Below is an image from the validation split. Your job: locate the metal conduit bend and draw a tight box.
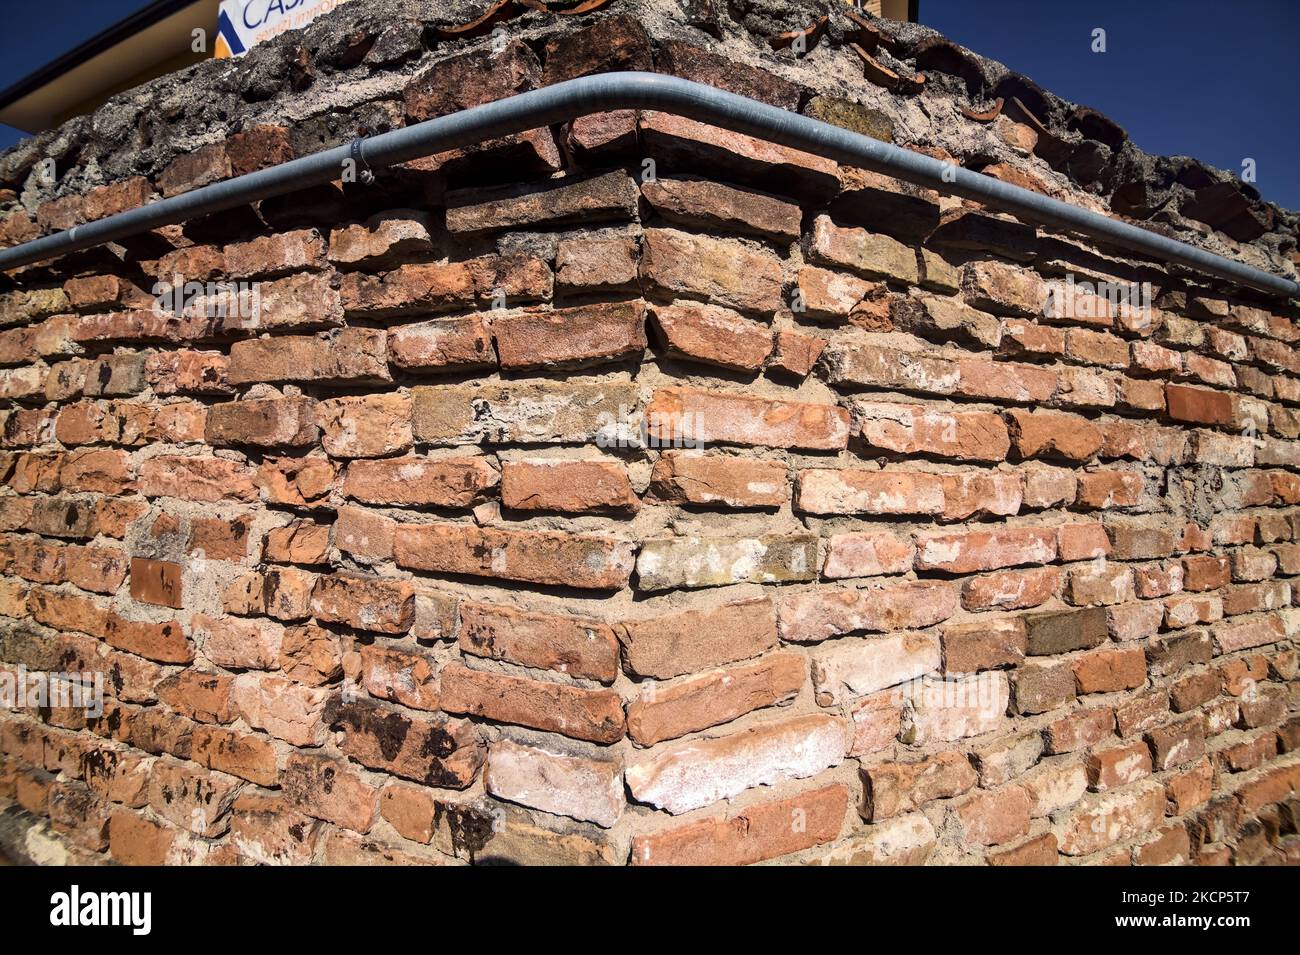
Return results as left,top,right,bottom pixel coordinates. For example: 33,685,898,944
1,71,1296,299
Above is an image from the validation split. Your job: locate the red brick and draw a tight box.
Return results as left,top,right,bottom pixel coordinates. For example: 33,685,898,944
439,664,625,744
108,810,176,865
336,700,483,788
357,644,439,712
555,236,638,291
1073,647,1147,694
640,228,783,314
630,784,847,866
1044,707,1115,754
388,314,493,372
651,301,772,371
1087,739,1153,791
393,523,634,590
822,530,915,579
458,601,620,684
914,526,1057,573
862,751,978,820
1147,715,1207,770
500,458,638,513
942,617,1027,673
1005,409,1103,461
228,328,389,386
950,786,1032,846
1166,384,1234,426
796,468,943,515
310,574,414,634
961,566,1059,611
988,832,1059,866
626,651,805,746
282,753,377,833
204,396,319,449
342,455,497,508
192,726,277,786
650,452,787,509
783,581,958,645
159,142,230,197
493,301,646,370
1055,780,1165,855
619,596,778,680
223,229,325,279
855,401,1010,462
646,387,850,452
770,329,827,378
104,613,191,664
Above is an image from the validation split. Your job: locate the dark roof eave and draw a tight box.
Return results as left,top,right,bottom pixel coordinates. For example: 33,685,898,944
0,0,202,112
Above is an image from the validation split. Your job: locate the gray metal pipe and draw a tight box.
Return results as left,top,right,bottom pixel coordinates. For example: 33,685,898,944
1,71,1296,299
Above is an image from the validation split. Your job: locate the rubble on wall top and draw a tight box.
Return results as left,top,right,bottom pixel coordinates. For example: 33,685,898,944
0,0,1293,285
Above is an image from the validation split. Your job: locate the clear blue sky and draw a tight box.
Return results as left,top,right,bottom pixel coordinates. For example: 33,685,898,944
921,0,1300,209
1,0,1297,210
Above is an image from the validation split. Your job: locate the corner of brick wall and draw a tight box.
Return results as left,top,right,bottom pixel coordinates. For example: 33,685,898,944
0,6,1298,867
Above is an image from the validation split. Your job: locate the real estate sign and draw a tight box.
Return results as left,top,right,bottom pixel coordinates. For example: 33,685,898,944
215,0,354,57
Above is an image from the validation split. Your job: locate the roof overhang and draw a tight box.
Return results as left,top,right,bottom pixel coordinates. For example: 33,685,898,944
0,0,219,134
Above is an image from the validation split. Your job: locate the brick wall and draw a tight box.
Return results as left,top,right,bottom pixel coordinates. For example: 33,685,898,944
0,3,1298,866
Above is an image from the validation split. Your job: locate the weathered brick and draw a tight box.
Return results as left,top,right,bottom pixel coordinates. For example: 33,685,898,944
232,674,327,747
1073,646,1147,694
1024,607,1109,655
205,395,319,448
493,301,646,370
950,785,1032,846
626,651,805,746
388,315,494,371
282,753,377,833
447,171,638,234
439,664,625,744
555,236,639,291
328,212,433,269
1055,780,1165,855
223,229,326,279
809,631,942,705
458,601,620,684
228,328,389,386
822,530,915,579
500,458,638,513
640,228,784,314
631,784,847,866
335,700,483,788
412,380,638,445
915,526,1057,574
344,454,498,507
315,392,412,459
626,713,847,814
651,300,772,371
643,176,801,241
310,574,414,634
1013,660,1077,715
394,523,634,590
636,534,816,591
1005,409,1103,461
1147,715,1207,770
795,468,943,516
862,751,977,820
618,595,778,680
807,216,919,284
854,401,1010,462
963,555,1061,606
650,452,787,509
943,617,1027,674
781,580,958,644
485,740,621,828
